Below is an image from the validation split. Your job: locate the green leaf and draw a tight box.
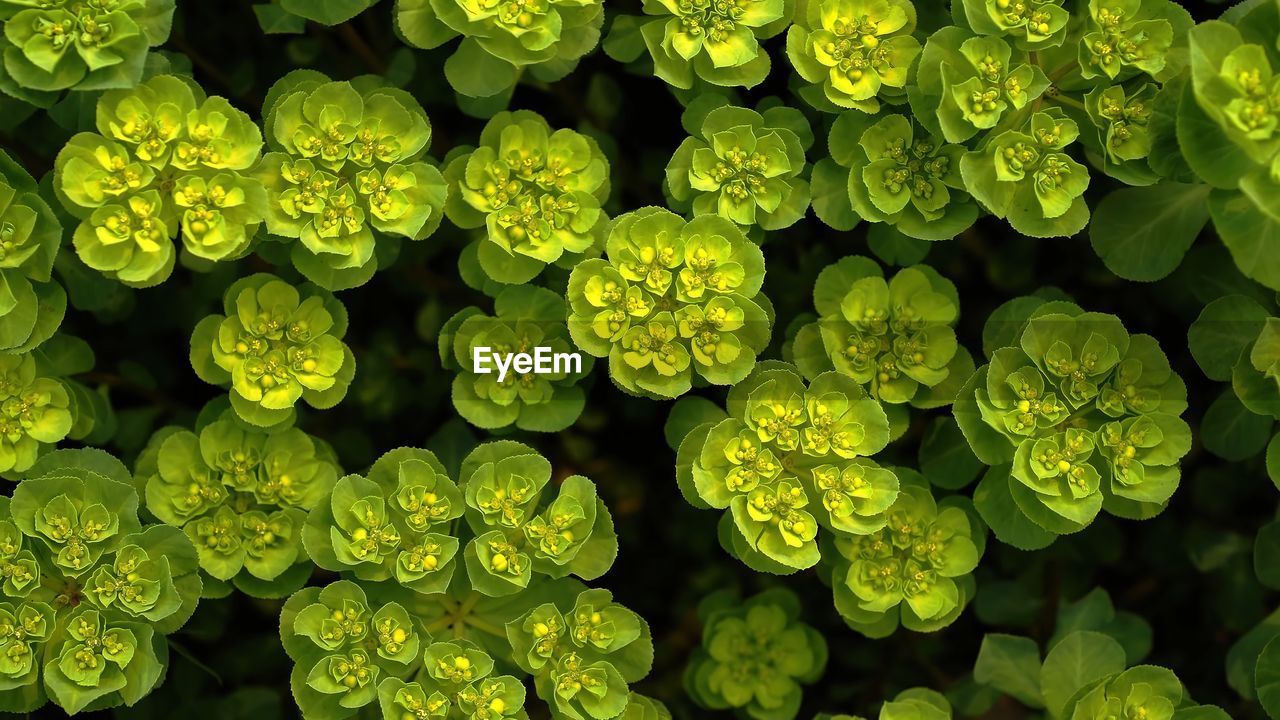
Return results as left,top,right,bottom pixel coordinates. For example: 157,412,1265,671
1089,183,1210,282
1039,631,1126,719
919,417,982,490
1189,295,1270,381
1259,636,1280,720
973,634,1044,708
1255,521,1280,591
1202,388,1273,461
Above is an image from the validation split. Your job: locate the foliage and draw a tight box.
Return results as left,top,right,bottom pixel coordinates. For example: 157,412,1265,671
0,2,1272,719
566,207,772,399
0,0,175,106
441,285,594,432
444,110,610,286
52,74,266,288
134,411,341,598
189,273,356,429
684,588,826,720
0,448,200,714
954,298,1191,548
254,71,447,290
666,103,812,231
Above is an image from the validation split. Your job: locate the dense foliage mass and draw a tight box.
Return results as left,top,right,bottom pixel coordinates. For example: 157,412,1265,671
0,0,1274,718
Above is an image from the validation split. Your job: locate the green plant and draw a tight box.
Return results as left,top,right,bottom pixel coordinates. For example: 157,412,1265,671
566,207,772,399
441,285,593,432
189,273,356,429
396,0,604,101
684,588,826,720
666,103,812,231
444,110,609,286
955,298,1191,549
0,448,200,714
674,362,895,573
0,0,175,105
52,74,266,288
253,71,447,290
789,256,972,436
134,412,341,598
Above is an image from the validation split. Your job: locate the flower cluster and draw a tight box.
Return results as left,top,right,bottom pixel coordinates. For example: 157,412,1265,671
507,587,655,720
0,449,201,714
954,300,1191,545
396,0,605,100
830,476,984,636
444,110,610,285
280,580,422,719
283,579,659,720
189,274,355,428
785,0,921,114
53,75,266,287
254,71,447,290
0,0,174,104
814,113,979,239
0,352,73,474
302,442,617,597
443,285,593,432
135,413,341,597
791,257,967,422
613,0,789,89
678,363,896,572
685,588,826,720
378,639,527,720
566,207,772,399
666,104,812,231
0,151,64,353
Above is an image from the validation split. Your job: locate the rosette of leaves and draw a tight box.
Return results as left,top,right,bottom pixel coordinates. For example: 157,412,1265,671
395,0,604,101
0,0,175,106
609,0,790,90
506,587,655,720
813,113,979,239
665,105,812,231
0,448,201,715
954,299,1191,549
958,109,1091,238
253,70,447,290
684,588,826,720
830,471,984,637
910,29,1049,145
279,580,422,719
189,273,356,429
790,257,973,435
441,285,594,433
186,271,355,427
675,362,897,574
785,0,921,114
457,441,618,597
443,110,609,286
135,412,341,598
52,74,267,287
301,447,466,596
0,150,65,354
566,207,772,399
1182,11,1280,291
